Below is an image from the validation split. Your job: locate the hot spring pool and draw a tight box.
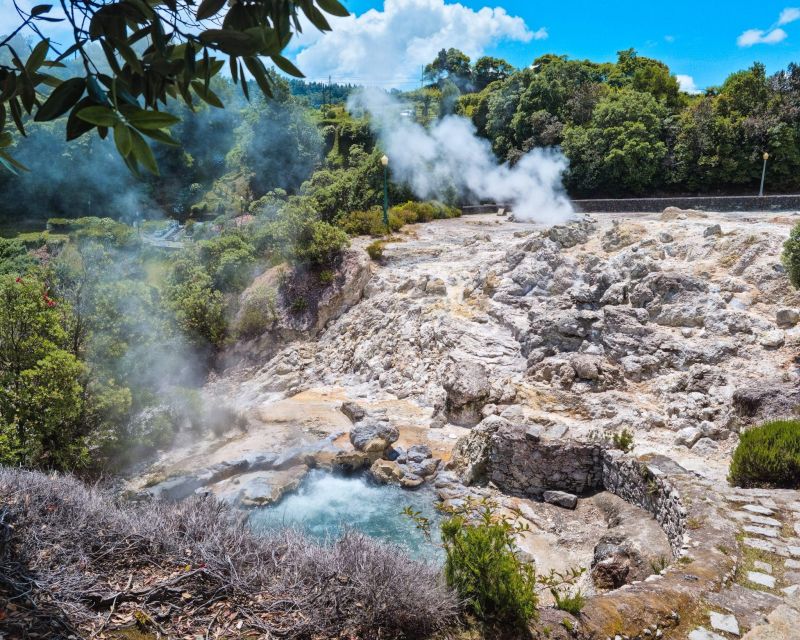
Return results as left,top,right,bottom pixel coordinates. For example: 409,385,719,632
249,470,443,560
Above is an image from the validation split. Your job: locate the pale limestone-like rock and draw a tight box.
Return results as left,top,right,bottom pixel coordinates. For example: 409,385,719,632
709,611,740,636
747,571,776,589
543,490,578,510
753,560,773,574
740,604,800,640
688,628,726,640
744,504,775,516
759,330,785,349
744,513,782,528
743,525,780,539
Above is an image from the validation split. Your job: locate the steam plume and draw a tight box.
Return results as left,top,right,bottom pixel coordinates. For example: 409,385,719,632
348,89,574,224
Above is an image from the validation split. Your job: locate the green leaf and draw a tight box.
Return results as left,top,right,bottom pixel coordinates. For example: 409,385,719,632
66,98,96,140
129,128,159,174
317,0,349,17
76,105,119,127
243,56,273,98
270,55,304,78
31,5,53,17
113,123,132,156
0,150,27,173
124,109,180,129
0,132,12,148
190,80,224,108
195,0,226,21
25,39,50,73
136,127,179,146
34,77,86,121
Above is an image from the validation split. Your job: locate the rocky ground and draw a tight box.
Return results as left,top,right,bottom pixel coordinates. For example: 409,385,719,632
129,208,800,637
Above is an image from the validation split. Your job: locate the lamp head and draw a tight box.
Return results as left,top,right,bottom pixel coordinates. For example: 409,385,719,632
381,154,389,167
763,152,770,161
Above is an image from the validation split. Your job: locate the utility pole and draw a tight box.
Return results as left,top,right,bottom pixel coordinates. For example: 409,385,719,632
759,152,769,197
327,74,331,107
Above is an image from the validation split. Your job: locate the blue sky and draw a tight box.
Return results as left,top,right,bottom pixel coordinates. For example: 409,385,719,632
3,0,799,92
290,0,800,92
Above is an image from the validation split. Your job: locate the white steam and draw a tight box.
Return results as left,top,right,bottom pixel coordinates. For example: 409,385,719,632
348,89,574,224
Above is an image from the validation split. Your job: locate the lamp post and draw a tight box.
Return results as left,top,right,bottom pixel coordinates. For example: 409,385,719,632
381,154,389,230
759,152,769,197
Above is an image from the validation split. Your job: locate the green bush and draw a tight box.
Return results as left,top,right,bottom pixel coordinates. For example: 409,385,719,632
338,207,403,236
782,221,800,289
235,286,278,340
440,502,538,627
366,240,385,261
729,419,800,488
612,428,634,453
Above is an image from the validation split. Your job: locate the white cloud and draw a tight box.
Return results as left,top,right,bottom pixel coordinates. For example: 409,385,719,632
778,7,800,25
737,27,787,46
676,74,701,94
293,0,540,87
737,7,799,46
664,34,675,43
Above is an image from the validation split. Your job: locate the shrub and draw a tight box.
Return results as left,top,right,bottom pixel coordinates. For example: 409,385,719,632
366,240,385,261
338,207,403,237
440,501,538,627
235,286,278,340
0,468,458,638
612,428,634,453
289,219,350,265
782,221,800,288
197,233,256,293
728,419,800,488
552,589,585,615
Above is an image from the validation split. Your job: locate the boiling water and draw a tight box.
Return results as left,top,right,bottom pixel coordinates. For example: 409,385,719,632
249,470,443,560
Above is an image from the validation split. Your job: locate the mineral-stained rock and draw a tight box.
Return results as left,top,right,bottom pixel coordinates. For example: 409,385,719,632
370,459,405,484
340,401,367,423
776,309,799,327
350,419,399,453
543,490,578,509
331,450,372,473
407,444,433,463
425,277,447,296
443,360,491,426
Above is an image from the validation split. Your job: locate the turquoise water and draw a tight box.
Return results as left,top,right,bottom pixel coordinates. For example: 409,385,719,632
249,470,443,561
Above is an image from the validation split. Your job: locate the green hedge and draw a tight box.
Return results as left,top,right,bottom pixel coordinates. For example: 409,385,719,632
729,419,800,488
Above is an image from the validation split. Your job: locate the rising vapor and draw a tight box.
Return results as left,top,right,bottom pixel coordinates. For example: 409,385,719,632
348,89,574,224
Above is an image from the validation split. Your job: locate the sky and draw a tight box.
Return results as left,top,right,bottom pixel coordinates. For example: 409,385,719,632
288,0,800,92
2,0,800,93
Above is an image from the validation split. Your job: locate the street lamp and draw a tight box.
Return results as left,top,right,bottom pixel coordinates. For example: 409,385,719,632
381,154,389,230
759,152,769,197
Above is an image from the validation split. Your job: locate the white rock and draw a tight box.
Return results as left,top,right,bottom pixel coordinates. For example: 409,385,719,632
744,504,775,515
743,525,780,539
747,571,776,588
709,611,740,636
759,330,785,349
753,560,773,574
688,628,726,640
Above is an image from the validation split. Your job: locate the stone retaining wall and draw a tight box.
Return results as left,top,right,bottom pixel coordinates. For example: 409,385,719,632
461,194,800,215
487,425,685,553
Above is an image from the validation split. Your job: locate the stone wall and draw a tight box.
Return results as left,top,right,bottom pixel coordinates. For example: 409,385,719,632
486,425,685,553
461,194,800,215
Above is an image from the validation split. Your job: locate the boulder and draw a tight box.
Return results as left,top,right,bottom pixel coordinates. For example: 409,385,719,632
349,419,399,453
704,224,722,237
543,490,578,509
675,427,702,448
759,330,785,349
448,415,510,484
733,383,800,421
331,450,372,473
692,437,719,455
425,278,447,296
340,401,367,423
370,459,405,484
406,444,433,463
444,360,491,427
776,309,799,327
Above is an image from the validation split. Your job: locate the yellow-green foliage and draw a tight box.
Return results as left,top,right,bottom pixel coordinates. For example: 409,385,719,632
782,221,800,289
729,419,800,488
236,286,278,339
366,240,385,261
338,201,461,237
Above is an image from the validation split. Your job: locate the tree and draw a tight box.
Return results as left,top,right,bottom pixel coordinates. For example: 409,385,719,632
424,48,472,91
562,89,668,194
0,0,349,174
472,56,514,91
0,275,88,469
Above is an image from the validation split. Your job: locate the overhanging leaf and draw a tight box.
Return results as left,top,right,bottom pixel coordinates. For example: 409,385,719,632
129,128,159,174
113,122,132,156
34,77,86,121
196,0,226,21
76,105,119,127
270,54,304,78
